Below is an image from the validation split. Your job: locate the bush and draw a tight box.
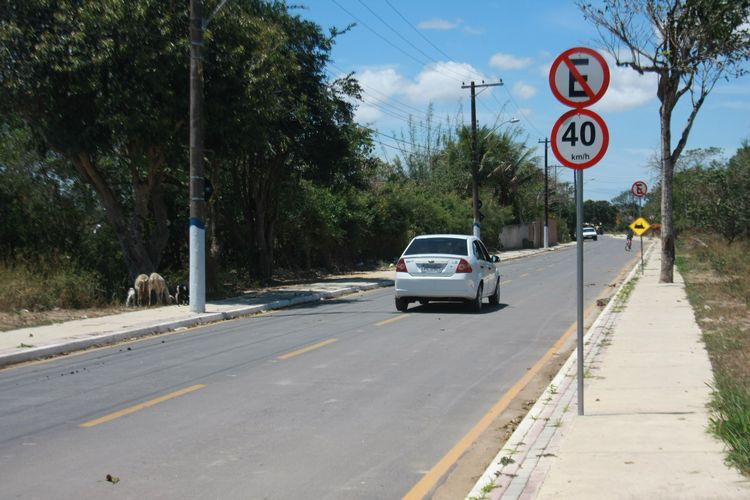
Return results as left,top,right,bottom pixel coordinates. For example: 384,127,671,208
0,257,106,311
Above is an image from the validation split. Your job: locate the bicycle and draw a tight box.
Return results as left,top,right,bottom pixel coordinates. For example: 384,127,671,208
625,237,632,251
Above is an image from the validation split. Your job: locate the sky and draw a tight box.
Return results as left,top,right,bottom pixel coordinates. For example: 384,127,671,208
301,0,750,201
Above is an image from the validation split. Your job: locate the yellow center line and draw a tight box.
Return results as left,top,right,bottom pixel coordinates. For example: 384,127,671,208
80,384,206,428
500,279,512,285
520,273,529,278
402,295,606,500
277,338,338,360
375,314,410,327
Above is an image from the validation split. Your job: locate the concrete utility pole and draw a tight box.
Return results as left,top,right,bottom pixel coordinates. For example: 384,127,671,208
462,80,503,239
538,138,549,248
189,0,206,313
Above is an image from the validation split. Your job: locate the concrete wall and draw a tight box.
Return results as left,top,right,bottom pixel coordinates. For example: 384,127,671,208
498,219,558,250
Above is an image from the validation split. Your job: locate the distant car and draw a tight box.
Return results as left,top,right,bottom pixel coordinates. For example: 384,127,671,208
394,234,500,312
582,226,598,241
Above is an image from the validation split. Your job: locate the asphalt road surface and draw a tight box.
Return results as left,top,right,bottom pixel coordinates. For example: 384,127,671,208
0,236,636,499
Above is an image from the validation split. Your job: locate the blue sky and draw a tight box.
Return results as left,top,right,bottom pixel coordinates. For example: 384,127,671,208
302,0,750,201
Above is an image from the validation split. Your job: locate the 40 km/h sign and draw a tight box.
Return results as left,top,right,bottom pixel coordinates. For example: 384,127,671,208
549,47,610,108
551,108,609,170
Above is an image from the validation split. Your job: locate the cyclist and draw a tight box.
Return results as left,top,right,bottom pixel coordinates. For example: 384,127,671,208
625,226,634,251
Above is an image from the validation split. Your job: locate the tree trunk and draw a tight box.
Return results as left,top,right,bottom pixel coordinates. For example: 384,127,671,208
73,151,170,282
659,80,676,283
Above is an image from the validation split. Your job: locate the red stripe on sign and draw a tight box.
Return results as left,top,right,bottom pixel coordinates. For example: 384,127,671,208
563,56,596,100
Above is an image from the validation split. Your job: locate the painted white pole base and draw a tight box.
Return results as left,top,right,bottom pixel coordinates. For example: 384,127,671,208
189,223,206,313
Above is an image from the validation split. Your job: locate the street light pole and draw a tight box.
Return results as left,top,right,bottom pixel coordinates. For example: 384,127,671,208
462,80,503,240
189,0,206,313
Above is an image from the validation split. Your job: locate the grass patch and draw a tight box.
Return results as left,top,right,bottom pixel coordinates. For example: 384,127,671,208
678,234,750,477
0,257,106,311
612,276,639,312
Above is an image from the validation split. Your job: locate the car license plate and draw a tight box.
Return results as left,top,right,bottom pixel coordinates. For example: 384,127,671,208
419,263,443,272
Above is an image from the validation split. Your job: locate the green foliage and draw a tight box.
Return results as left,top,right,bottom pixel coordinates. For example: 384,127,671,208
583,200,617,227
709,374,750,475
671,143,750,242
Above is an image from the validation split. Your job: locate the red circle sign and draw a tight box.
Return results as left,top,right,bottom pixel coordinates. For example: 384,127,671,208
631,181,648,197
551,108,609,170
549,47,610,108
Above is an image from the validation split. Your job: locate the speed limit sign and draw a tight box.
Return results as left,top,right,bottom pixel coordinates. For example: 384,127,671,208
551,108,609,170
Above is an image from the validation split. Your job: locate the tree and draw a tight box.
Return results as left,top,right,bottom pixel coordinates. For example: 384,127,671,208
203,0,365,280
0,1,189,279
579,0,750,282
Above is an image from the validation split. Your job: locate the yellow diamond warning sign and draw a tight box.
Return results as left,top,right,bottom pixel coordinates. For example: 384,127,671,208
629,217,651,236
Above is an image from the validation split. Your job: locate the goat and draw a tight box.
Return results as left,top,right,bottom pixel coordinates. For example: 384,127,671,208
125,287,136,307
175,284,189,305
134,274,149,307
148,272,169,306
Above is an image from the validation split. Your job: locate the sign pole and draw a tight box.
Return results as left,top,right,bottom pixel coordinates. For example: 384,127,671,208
639,197,644,274
576,169,584,416
550,47,611,417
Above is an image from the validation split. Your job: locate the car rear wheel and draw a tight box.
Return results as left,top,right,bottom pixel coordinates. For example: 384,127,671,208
395,297,409,312
469,283,483,312
489,279,500,305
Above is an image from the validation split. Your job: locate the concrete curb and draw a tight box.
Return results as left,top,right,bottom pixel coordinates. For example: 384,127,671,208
467,243,655,499
0,281,393,368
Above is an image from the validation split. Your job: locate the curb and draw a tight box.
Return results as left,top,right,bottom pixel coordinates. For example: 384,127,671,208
467,243,655,499
0,281,393,368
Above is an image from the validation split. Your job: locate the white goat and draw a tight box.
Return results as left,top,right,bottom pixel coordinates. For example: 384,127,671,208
125,287,136,307
134,274,149,307
148,272,169,306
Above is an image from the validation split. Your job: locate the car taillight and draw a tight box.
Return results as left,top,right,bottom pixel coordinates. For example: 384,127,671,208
456,258,472,273
396,258,407,272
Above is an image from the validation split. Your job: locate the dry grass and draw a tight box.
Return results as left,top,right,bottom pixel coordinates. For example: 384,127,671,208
677,235,750,475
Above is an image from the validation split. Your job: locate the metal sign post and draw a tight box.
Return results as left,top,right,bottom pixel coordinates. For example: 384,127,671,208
631,181,648,275
549,47,610,416
629,217,651,275
575,169,584,415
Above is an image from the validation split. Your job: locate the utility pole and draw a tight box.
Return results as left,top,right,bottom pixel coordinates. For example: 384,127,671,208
538,138,550,248
189,0,206,313
462,80,503,239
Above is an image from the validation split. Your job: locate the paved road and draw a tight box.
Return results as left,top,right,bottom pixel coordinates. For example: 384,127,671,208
0,236,635,499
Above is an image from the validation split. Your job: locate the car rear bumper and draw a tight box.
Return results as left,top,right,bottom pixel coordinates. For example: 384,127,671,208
395,273,477,300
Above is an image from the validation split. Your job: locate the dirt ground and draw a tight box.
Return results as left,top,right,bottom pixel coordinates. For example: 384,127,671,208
0,306,130,332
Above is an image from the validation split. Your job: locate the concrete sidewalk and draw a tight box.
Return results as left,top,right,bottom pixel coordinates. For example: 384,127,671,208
468,245,750,499
0,244,573,369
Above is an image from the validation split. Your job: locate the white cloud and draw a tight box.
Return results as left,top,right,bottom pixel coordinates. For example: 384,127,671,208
538,62,552,78
489,52,533,70
462,26,484,36
357,67,404,97
403,62,487,103
512,81,537,99
418,18,460,30
591,53,657,112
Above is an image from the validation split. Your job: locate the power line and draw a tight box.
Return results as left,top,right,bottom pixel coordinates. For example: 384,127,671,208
330,0,432,69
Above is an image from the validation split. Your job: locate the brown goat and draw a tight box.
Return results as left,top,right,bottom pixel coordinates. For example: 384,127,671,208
148,272,169,306
134,274,149,307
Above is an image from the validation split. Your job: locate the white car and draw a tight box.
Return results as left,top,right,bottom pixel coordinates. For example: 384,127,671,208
394,234,500,312
582,226,598,241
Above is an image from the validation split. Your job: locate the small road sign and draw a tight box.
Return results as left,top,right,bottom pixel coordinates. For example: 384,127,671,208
549,47,610,108
631,181,648,197
551,108,609,170
629,217,651,236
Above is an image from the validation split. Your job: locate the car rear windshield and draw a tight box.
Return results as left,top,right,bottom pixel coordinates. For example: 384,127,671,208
404,237,468,256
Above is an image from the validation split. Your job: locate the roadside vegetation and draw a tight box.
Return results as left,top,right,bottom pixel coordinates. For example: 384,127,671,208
677,236,750,476
1,1,586,318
